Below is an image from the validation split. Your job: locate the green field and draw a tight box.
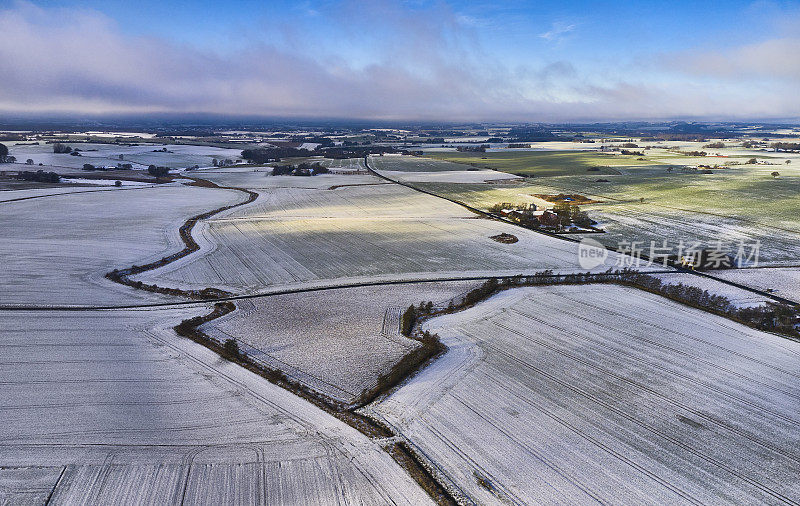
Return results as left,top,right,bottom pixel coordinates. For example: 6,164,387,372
426,150,660,177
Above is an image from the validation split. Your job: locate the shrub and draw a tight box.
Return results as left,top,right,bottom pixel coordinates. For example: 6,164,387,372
223,338,240,359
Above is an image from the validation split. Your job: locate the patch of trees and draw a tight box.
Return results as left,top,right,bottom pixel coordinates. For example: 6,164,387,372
553,202,594,228
506,127,558,142
771,142,800,152
52,143,72,154
486,137,503,143
456,145,489,152
212,158,236,167
223,339,241,360
669,149,707,157
704,142,725,148
15,170,60,183
507,143,530,148
400,301,435,335
147,165,170,178
291,135,334,148
322,145,398,159
241,147,310,163
0,143,11,163
621,142,639,148
272,162,329,176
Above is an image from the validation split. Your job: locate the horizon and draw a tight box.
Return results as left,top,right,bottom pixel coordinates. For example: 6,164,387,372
2,0,800,122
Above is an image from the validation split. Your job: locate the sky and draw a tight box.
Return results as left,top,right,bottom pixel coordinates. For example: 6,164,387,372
1,0,799,122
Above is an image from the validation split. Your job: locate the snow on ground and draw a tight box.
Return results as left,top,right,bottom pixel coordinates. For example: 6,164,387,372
0,186,121,202
713,267,800,302
134,174,639,295
60,177,156,186
0,184,242,306
321,157,369,173
583,204,800,267
365,284,800,504
204,281,479,404
379,169,521,184
7,143,243,170
192,165,378,189
0,308,432,505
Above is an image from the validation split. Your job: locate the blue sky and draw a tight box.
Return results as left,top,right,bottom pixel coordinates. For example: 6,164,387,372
2,0,799,120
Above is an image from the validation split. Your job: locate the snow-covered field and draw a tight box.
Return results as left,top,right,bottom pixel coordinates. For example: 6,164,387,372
0,186,130,202
713,267,800,302
6,142,243,170
379,169,520,184
191,165,378,190
366,284,800,504
59,177,156,186
134,174,632,295
0,308,431,504
0,184,242,306
321,157,369,173
204,281,478,404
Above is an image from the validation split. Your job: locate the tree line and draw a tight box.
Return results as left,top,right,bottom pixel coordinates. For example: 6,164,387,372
272,162,329,176
15,170,60,183
403,269,799,340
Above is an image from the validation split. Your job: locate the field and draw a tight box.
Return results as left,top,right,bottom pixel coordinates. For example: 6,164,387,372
379,151,800,266
425,150,652,176
4,132,797,503
713,267,800,302
133,172,629,295
366,284,800,504
0,308,431,504
370,155,482,172
6,142,244,170
204,281,478,404
0,183,242,306
192,164,378,189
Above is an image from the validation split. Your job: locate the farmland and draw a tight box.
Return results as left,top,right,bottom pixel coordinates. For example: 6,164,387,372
0,308,432,504
426,150,652,176
367,284,800,504
377,151,800,266
5,142,243,171
713,267,800,302
0,183,242,306
133,172,619,295
204,281,478,404
3,122,799,504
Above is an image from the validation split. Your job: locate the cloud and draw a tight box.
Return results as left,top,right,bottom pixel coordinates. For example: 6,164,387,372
538,21,576,42
0,1,798,121
667,37,800,80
